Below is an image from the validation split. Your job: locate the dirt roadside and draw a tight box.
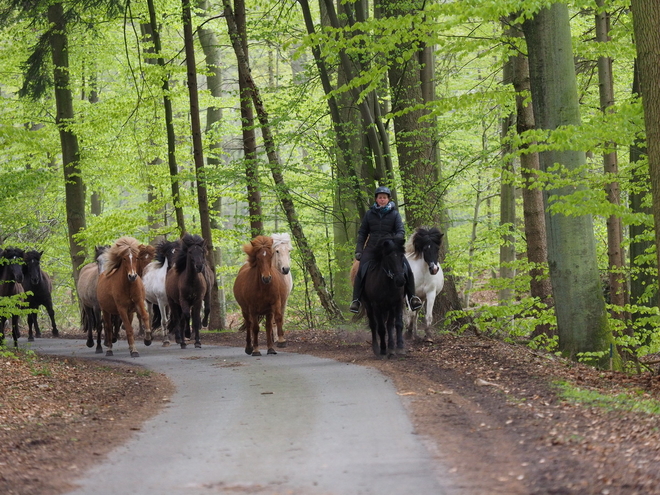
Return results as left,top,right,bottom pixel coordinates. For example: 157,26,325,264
2,327,660,495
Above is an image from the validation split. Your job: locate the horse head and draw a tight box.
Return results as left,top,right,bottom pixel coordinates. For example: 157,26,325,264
107,237,140,282
375,236,406,288
2,247,25,285
407,227,444,275
95,245,110,274
137,244,156,276
177,234,207,274
245,235,274,284
24,250,44,286
271,233,292,275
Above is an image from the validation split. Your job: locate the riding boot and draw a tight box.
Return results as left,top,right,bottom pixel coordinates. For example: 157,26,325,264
350,265,365,313
404,260,423,311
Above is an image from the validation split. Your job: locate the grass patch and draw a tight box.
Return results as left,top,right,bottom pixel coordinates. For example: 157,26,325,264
555,381,660,415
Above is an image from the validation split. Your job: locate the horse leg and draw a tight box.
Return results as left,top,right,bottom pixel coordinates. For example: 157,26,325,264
423,292,436,343
46,300,58,337
180,302,191,349
265,313,276,355
395,306,405,355
386,312,396,357
243,312,253,355
250,317,261,357
158,300,170,347
27,313,35,342
0,316,5,346
366,307,381,358
11,315,20,347
275,301,287,348
136,300,152,347
119,309,139,358
191,301,202,348
94,308,104,354
33,313,42,339
102,312,114,356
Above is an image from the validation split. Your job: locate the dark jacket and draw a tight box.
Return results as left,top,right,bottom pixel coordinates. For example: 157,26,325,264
355,201,405,256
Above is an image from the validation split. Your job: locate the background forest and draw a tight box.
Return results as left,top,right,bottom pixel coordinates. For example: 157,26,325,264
0,0,658,370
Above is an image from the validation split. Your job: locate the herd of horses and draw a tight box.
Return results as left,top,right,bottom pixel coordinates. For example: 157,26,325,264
0,227,444,360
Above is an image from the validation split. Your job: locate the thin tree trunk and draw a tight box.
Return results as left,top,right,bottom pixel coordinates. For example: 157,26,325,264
223,0,343,321
596,0,627,318
48,3,86,286
197,0,226,330
146,0,185,235
523,3,614,366
630,0,660,308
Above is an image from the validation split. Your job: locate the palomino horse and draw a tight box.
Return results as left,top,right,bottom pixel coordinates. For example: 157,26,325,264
404,227,445,342
0,247,25,347
96,237,152,357
78,245,111,353
361,235,407,358
271,233,293,347
165,234,207,349
22,250,58,341
233,235,286,356
143,239,179,346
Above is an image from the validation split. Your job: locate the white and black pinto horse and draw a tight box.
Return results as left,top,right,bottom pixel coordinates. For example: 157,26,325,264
404,227,444,341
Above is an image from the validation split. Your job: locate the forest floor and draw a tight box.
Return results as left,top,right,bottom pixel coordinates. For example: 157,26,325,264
2,322,660,495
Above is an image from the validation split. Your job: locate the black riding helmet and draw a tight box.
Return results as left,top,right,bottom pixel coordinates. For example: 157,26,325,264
374,186,392,198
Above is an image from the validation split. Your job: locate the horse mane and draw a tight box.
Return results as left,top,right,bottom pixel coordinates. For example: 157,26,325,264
271,233,292,249
138,243,155,259
243,235,273,266
105,237,140,274
373,235,405,263
405,227,443,258
174,234,206,272
2,247,25,262
23,250,42,263
154,240,178,268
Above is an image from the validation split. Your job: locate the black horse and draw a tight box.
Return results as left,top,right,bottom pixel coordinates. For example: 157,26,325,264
22,250,59,341
361,235,407,358
0,247,26,347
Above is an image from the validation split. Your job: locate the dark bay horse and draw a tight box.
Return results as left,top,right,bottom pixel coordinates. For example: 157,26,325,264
233,235,285,356
0,247,25,347
404,227,445,341
361,235,407,358
22,250,58,341
165,234,207,349
97,237,151,357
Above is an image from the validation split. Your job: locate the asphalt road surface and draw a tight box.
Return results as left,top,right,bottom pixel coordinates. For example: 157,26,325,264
28,338,461,495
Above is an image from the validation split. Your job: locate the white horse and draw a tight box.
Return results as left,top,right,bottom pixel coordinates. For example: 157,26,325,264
143,239,179,346
404,227,444,342
271,233,293,347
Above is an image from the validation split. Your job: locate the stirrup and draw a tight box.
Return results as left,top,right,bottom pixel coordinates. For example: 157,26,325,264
409,296,423,311
349,300,361,313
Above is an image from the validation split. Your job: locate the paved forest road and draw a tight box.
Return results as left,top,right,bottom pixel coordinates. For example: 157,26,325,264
28,339,461,495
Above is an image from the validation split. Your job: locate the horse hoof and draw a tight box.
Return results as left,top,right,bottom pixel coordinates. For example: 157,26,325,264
245,347,253,355
276,341,287,348
195,343,202,349
131,351,140,358
106,350,113,357
95,347,103,354
252,350,262,357
112,338,118,344
28,337,34,342
181,343,187,349
267,349,277,355
162,341,170,347
86,340,94,348
52,330,59,337
144,339,152,346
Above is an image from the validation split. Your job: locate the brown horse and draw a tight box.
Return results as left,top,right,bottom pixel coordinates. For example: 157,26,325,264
78,246,111,353
97,237,151,357
165,234,208,349
233,236,285,356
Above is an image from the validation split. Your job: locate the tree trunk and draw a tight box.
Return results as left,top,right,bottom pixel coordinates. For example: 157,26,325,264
509,22,554,338
523,3,615,366
146,0,185,235
630,0,660,308
197,0,226,330
223,0,344,321
48,3,86,286
596,0,627,318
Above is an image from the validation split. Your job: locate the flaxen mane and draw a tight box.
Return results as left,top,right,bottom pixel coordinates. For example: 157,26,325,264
105,236,140,275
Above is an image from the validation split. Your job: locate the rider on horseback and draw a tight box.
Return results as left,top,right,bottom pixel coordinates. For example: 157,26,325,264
349,186,423,313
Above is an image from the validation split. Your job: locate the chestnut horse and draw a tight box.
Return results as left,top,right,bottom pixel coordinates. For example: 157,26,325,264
97,237,151,357
0,247,25,347
22,250,58,341
233,235,285,356
166,234,207,349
